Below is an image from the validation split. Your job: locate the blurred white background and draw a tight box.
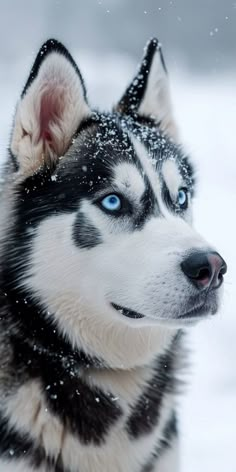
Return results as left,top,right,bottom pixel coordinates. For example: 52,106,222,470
0,1,235,470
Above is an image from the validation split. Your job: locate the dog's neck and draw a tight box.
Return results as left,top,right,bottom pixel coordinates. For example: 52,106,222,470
1,288,105,373
1,283,178,376
0,285,182,455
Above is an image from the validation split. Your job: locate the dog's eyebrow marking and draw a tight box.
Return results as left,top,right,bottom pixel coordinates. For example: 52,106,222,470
130,136,163,204
162,160,182,197
113,162,146,202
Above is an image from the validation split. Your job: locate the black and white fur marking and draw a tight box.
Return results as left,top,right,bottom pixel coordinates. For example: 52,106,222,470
0,38,226,472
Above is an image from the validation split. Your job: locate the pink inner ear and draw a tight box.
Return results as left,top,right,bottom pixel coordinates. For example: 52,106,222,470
39,87,65,147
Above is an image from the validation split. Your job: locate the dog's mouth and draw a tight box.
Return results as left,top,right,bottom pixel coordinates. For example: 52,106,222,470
111,296,218,323
111,303,145,319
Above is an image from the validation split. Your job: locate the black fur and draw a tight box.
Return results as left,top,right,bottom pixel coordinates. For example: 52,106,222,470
157,411,178,453
73,211,102,249
12,339,122,445
135,178,157,226
141,412,178,472
126,335,181,439
22,38,87,101
0,281,124,446
0,412,67,471
116,38,164,116
4,306,122,446
0,412,35,460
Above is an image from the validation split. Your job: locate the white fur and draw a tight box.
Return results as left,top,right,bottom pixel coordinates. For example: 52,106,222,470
113,162,146,202
0,460,44,472
131,137,163,202
162,160,182,198
20,212,175,367
153,439,180,471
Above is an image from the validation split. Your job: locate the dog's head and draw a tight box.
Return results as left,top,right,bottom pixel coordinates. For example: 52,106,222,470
4,39,226,368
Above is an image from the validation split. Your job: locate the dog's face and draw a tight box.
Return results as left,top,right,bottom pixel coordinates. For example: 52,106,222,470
5,39,226,367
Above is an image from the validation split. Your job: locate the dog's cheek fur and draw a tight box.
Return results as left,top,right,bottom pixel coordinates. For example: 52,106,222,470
13,205,209,371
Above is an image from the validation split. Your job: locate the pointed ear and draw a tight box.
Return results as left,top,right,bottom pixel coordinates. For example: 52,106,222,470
116,38,178,141
11,39,91,175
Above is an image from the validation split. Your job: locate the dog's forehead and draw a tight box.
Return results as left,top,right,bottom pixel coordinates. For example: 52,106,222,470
63,113,194,198
56,113,193,206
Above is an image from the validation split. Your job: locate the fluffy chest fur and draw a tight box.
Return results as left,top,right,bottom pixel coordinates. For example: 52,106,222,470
0,329,180,472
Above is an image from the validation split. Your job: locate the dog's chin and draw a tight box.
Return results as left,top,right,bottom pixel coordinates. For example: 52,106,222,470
111,295,220,328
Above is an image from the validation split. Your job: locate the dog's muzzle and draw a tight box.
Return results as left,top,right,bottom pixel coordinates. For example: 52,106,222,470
111,251,227,324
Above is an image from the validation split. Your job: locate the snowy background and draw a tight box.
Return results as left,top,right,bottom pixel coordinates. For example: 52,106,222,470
0,1,235,471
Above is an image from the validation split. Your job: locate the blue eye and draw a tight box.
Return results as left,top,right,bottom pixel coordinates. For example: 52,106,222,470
101,194,121,212
177,188,188,208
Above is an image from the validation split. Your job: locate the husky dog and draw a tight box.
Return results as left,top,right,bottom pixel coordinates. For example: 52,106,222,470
0,38,226,472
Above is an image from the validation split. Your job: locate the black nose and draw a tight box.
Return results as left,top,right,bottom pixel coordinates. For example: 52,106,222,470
181,251,227,290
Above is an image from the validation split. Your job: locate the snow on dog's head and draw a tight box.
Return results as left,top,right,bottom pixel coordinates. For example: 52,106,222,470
5,39,227,368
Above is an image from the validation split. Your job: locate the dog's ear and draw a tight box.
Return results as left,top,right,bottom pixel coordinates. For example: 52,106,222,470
116,38,178,141
11,39,91,175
